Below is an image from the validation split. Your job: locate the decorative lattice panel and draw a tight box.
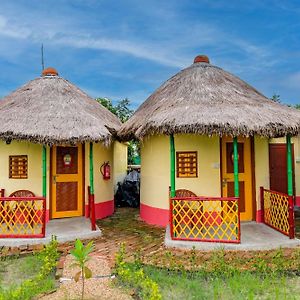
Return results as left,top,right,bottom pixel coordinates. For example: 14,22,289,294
170,197,240,243
0,198,46,238
263,190,292,237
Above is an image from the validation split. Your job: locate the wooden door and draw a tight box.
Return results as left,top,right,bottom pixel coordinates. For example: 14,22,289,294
269,144,294,194
51,145,83,218
221,137,253,221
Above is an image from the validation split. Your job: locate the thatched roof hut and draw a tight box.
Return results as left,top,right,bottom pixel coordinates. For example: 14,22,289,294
119,55,300,140
0,68,121,145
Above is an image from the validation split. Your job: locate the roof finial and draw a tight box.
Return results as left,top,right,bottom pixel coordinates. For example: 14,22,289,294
42,67,58,77
194,55,210,64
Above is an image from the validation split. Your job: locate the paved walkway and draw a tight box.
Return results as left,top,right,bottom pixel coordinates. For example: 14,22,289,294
165,222,300,250
0,217,101,247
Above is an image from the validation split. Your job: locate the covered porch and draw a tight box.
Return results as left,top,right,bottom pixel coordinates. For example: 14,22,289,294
168,134,298,246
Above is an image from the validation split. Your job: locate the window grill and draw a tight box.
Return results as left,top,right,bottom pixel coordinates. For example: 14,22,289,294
176,151,197,178
9,155,28,179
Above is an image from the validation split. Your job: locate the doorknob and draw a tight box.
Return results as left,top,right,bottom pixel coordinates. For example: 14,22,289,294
222,177,229,187
53,175,59,184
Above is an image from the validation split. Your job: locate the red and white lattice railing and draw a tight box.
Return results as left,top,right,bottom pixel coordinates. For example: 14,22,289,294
170,196,241,243
260,187,295,239
0,197,46,238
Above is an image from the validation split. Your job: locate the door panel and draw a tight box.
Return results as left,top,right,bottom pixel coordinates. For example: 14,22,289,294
51,145,83,218
269,144,294,194
222,137,253,221
227,181,245,213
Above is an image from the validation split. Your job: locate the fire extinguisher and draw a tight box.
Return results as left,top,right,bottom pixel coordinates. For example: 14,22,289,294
100,161,111,180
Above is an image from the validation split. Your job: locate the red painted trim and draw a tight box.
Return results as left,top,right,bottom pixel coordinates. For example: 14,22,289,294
171,236,241,244
45,209,50,223
289,196,295,239
85,200,114,220
256,209,263,223
90,194,96,231
295,196,300,207
0,234,45,238
140,203,169,226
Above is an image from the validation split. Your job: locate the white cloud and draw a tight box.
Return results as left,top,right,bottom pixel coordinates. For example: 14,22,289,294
0,15,31,39
283,72,300,90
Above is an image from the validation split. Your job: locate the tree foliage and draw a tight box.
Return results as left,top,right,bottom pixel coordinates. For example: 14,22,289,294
270,94,281,103
95,97,140,164
96,97,133,123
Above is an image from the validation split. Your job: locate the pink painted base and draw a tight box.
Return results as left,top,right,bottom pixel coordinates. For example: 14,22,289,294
256,209,263,223
85,200,114,220
140,203,169,226
45,210,50,223
47,200,114,222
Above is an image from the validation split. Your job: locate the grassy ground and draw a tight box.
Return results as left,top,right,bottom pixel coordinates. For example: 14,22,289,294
96,208,300,270
144,266,300,300
103,208,300,299
0,241,58,300
0,254,55,299
0,255,43,290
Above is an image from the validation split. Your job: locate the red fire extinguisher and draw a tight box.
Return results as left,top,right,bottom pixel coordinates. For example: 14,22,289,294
100,162,111,180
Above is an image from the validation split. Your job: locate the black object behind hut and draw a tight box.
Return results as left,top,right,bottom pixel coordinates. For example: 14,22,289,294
115,170,140,208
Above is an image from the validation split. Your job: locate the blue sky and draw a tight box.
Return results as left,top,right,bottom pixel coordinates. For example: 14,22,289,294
0,0,300,108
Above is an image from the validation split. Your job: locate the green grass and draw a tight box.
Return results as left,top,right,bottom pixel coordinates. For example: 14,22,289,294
143,266,300,300
0,255,43,290
0,240,58,300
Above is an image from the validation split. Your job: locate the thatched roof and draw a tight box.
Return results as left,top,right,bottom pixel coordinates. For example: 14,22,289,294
0,69,121,145
119,56,300,140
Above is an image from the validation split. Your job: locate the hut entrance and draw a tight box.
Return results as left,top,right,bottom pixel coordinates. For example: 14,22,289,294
269,143,295,194
51,145,84,219
221,137,254,221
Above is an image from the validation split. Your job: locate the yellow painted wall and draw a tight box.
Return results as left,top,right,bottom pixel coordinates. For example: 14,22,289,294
270,136,300,195
84,142,114,204
254,136,270,210
0,141,51,207
140,134,221,210
113,141,128,190
0,140,115,212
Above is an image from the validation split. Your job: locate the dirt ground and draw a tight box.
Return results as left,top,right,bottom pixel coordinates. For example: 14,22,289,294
39,254,132,300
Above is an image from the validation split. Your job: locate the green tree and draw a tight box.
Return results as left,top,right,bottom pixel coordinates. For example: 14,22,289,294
294,104,300,109
96,97,140,164
96,97,133,123
270,94,281,103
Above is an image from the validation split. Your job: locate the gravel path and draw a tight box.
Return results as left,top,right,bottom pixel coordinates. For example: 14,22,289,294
39,254,132,300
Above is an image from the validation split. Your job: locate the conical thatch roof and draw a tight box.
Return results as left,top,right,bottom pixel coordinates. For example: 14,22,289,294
0,69,121,145
119,56,300,140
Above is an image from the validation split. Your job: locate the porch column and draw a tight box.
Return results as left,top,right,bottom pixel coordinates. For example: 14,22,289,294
170,134,176,197
89,142,96,230
89,142,94,195
42,145,47,197
286,135,293,196
233,137,239,197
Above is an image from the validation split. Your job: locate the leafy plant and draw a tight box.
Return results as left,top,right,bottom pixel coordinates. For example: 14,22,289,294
115,244,162,300
70,239,94,300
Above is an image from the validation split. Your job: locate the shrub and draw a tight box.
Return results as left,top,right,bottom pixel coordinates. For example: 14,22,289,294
115,243,162,300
